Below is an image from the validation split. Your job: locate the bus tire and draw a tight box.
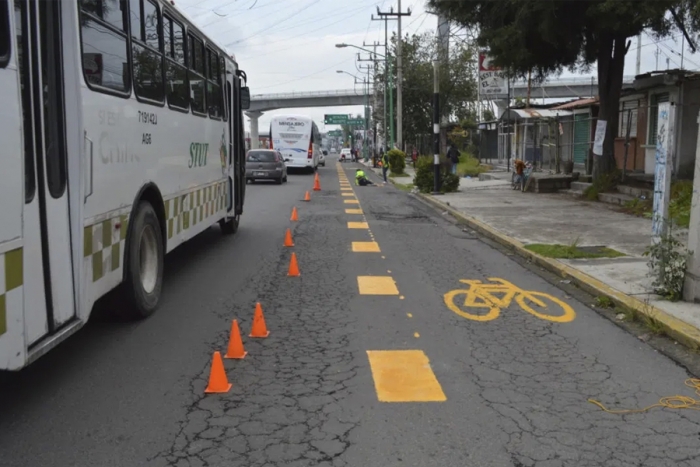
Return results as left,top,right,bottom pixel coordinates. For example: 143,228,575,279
122,201,164,320
220,215,239,235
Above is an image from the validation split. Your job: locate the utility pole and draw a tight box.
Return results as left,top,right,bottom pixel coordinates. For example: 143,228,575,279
376,4,410,151
371,13,396,151
364,41,382,165
358,57,374,162
432,59,441,195
636,33,642,75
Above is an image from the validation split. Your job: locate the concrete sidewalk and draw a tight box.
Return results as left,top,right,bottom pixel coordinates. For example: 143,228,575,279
409,174,700,350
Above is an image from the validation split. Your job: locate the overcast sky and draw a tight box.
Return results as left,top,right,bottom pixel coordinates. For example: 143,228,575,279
176,0,700,133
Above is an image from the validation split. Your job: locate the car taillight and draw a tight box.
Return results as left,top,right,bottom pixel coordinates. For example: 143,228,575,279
269,139,273,149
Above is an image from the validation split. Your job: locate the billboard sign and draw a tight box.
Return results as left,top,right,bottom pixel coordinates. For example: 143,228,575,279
479,53,508,99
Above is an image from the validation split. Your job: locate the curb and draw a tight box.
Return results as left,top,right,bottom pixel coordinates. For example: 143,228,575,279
417,193,700,351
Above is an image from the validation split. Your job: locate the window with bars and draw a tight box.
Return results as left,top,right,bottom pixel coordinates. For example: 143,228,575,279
618,100,638,138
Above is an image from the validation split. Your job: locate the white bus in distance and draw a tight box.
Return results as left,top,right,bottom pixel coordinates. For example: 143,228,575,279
0,0,251,370
269,115,321,173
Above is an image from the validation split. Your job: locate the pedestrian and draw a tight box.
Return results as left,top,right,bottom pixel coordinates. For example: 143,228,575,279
381,149,390,183
447,143,460,175
355,168,374,186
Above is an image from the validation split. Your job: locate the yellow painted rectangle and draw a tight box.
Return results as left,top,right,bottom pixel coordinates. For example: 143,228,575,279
345,209,363,214
342,193,355,197
352,241,381,252
341,187,353,191
366,350,446,402
357,276,399,295
347,222,368,229
344,199,359,204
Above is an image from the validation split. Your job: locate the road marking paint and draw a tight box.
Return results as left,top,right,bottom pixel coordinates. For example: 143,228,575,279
348,221,369,229
414,332,420,338
352,241,381,252
345,209,363,214
444,278,576,323
344,199,360,204
381,255,386,259
407,313,413,318
342,193,355,197
357,276,399,295
341,187,353,191
400,295,405,300
387,270,391,273
366,350,446,402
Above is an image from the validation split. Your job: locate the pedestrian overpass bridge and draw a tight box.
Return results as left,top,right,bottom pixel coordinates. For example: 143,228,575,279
246,76,635,148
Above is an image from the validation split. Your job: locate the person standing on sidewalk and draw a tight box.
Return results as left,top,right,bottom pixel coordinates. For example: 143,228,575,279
447,144,460,175
381,150,390,184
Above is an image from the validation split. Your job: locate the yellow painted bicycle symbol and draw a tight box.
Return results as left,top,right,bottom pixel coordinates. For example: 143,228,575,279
444,278,576,323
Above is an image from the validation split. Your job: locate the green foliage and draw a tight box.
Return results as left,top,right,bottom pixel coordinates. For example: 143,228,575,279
583,170,620,200
428,0,698,180
373,32,478,140
387,149,406,175
482,108,496,122
413,156,460,193
669,180,692,228
644,232,688,301
456,153,488,177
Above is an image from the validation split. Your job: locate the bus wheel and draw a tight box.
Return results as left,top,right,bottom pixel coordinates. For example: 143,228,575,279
220,215,239,235
122,201,164,319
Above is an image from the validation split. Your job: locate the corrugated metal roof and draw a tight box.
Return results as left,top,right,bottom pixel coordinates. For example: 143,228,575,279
501,108,573,120
551,97,599,110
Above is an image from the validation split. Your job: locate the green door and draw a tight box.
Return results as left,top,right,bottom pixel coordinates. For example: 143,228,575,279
573,114,589,164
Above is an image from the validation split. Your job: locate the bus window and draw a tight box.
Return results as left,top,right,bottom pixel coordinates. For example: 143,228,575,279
163,13,187,110
79,0,131,94
206,47,221,119
220,56,228,121
131,0,163,103
0,0,9,68
188,33,206,115
15,0,35,201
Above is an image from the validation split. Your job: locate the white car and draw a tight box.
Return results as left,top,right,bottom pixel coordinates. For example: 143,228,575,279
319,150,327,167
339,148,352,162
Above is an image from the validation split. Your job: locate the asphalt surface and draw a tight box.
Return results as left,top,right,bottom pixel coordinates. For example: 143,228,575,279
1,156,699,467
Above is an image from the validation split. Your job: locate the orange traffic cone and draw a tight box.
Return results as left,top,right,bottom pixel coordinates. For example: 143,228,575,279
283,228,294,247
290,206,299,221
225,320,247,359
313,173,321,191
249,302,270,338
288,252,300,277
303,191,311,202
204,351,232,393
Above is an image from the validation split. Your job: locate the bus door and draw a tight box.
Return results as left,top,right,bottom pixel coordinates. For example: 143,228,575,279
17,0,76,346
231,71,246,216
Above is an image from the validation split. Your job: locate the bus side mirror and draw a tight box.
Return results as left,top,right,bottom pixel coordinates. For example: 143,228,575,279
240,87,251,110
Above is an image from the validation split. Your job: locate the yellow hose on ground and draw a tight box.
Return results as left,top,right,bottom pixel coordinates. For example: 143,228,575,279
588,379,700,414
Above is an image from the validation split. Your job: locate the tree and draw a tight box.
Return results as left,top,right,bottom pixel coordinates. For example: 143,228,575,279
428,0,699,179
372,31,478,148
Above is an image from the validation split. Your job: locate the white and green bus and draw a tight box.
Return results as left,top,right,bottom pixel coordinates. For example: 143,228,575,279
0,0,251,370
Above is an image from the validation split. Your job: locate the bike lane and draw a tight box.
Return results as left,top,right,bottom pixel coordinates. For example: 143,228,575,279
342,170,700,467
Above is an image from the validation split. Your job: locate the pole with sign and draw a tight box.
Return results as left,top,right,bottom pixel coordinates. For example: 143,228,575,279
324,114,349,125
651,102,675,247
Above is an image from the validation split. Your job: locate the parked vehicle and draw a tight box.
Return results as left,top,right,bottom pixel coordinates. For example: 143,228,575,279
319,150,327,166
339,148,352,162
246,150,288,184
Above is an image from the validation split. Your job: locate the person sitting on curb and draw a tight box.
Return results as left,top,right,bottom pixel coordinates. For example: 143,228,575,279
355,168,374,186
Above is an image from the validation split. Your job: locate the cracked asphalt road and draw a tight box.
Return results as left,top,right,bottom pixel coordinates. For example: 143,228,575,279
1,157,699,467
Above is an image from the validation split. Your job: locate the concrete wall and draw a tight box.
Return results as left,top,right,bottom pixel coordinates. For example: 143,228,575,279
677,80,700,179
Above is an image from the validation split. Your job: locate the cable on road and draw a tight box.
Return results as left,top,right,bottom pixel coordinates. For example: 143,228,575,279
588,378,700,414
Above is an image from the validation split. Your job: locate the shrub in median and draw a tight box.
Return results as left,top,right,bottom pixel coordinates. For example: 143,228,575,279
387,149,406,175
413,155,460,193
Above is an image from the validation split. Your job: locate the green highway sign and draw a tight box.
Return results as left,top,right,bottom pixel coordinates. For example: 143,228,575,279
324,114,348,125
347,118,365,126
327,130,342,136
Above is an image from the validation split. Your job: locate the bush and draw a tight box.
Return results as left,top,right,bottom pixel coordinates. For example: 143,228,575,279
413,155,460,193
456,152,488,177
669,180,692,228
387,149,406,174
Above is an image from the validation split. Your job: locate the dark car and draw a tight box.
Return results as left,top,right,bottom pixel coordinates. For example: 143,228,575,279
246,149,288,184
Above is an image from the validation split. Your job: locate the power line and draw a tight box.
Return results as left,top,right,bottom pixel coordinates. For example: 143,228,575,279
220,0,322,44
252,56,355,91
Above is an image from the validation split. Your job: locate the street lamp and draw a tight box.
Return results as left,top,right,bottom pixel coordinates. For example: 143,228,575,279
336,70,367,159
336,43,390,151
